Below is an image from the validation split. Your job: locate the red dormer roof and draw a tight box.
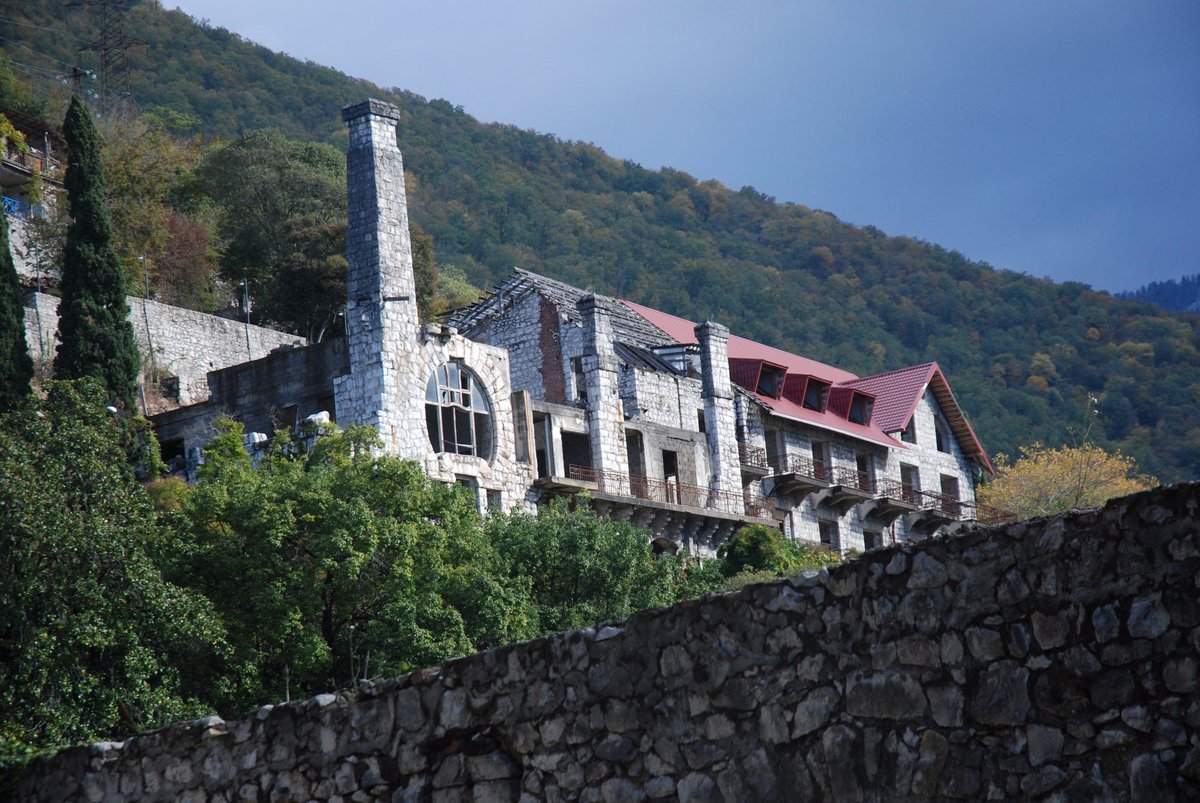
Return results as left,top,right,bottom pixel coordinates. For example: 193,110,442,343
842,362,993,474
622,300,896,448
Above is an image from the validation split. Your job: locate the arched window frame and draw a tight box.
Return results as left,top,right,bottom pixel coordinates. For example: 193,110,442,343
425,361,493,459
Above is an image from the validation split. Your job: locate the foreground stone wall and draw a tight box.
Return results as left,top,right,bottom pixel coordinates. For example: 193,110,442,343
24,292,305,405
17,483,1200,802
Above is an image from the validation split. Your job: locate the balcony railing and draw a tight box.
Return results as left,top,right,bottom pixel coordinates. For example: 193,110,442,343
768,453,828,482
829,466,873,493
738,442,767,469
567,465,775,518
2,195,36,219
874,478,920,505
3,143,63,178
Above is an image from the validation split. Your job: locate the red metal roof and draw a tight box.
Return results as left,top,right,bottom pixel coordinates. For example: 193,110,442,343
622,300,992,470
843,362,993,474
622,301,896,449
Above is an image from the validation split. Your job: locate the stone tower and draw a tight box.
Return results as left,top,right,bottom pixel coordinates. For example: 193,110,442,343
333,99,417,450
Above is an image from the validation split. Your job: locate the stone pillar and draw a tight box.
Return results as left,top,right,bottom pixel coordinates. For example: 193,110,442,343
696,321,742,513
334,99,417,450
578,294,629,495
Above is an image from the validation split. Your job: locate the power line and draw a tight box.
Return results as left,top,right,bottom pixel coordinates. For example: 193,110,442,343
64,0,144,115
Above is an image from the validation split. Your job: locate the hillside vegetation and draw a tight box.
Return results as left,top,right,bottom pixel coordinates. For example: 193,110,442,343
2,0,1198,481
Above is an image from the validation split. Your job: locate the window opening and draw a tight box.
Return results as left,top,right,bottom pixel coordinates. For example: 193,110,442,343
425,362,493,458
848,394,873,425
486,489,503,512
811,441,828,481
561,431,591,475
803,379,830,412
900,417,917,444
756,364,786,398
571,356,587,403
855,453,873,491
900,463,920,503
863,530,881,551
935,419,951,453
818,520,838,549
663,449,680,504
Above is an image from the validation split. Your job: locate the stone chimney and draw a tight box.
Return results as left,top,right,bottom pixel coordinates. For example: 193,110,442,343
696,321,742,513
578,294,629,493
333,99,415,447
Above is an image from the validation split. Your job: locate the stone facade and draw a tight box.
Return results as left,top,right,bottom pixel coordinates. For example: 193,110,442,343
17,482,1200,802
24,292,304,405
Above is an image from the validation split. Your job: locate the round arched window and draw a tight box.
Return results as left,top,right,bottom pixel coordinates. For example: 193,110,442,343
425,362,493,459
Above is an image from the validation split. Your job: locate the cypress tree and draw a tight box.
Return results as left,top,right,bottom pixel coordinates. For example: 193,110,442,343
54,96,140,410
0,208,34,411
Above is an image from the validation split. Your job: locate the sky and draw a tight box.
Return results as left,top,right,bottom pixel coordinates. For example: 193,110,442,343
169,1,1200,293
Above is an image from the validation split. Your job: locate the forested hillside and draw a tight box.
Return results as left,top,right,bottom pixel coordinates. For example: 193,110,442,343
1119,274,1200,314
2,0,1198,482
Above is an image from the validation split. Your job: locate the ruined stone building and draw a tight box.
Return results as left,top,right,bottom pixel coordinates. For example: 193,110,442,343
146,98,997,556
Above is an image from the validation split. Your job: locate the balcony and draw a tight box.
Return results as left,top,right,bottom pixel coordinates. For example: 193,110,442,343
818,466,876,514
763,453,829,500
544,465,778,552
738,442,769,477
858,478,920,525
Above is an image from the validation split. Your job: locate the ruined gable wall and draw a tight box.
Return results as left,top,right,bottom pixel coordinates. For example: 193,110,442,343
24,292,304,404
18,483,1200,802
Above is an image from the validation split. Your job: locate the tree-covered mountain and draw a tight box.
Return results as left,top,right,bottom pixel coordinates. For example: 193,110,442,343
1118,274,1200,314
2,0,1198,482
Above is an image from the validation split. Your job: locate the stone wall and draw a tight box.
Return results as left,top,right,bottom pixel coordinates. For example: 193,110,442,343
24,292,305,405
16,483,1200,802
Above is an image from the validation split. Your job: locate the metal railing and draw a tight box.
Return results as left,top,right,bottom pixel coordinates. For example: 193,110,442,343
3,143,63,177
829,466,873,493
568,465,775,517
767,453,828,481
874,478,920,505
2,195,35,219
738,442,767,468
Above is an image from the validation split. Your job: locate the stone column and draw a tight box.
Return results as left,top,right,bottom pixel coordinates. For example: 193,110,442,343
334,99,418,451
578,294,629,495
696,321,742,514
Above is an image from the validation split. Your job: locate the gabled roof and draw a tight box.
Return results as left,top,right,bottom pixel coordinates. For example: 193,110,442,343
448,268,671,347
842,362,993,473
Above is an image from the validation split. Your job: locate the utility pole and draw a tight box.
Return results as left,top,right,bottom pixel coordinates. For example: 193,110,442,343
68,0,144,115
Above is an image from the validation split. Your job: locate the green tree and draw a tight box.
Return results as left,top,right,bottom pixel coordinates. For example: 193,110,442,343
0,380,221,765
717,523,841,580
54,96,140,410
165,420,527,712
485,497,678,635
0,208,33,411
189,130,347,335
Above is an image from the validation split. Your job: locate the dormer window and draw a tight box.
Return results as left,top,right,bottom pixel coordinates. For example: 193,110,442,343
848,393,874,425
803,379,830,411
756,363,786,398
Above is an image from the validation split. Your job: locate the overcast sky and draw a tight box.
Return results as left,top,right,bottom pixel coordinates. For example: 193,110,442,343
170,1,1199,293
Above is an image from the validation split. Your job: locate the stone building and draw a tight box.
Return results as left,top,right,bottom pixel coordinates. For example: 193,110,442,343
153,98,998,556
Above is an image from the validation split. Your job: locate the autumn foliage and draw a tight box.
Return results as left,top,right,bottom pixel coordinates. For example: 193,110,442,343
977,443,1157,520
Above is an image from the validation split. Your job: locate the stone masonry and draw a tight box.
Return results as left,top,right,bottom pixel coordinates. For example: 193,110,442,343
24,292,304,405
17,482,1200,801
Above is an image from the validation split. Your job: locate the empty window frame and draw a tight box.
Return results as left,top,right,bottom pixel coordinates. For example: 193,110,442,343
818,519,839,549
425,362,493,458
756,364,786,398
935,418,951,453
863,530,882,551
900,417,917,444
803,379,830,412
848,393,874,425
900,463,920,503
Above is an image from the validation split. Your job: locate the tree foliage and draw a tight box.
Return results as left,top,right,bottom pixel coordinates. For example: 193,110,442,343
976,443,1157,520
0,380,220,764
0,208,33,411
54,96,140,410
718,523,841,579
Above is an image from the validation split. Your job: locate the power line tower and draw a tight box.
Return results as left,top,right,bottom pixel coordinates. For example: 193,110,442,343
68,0,143,115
